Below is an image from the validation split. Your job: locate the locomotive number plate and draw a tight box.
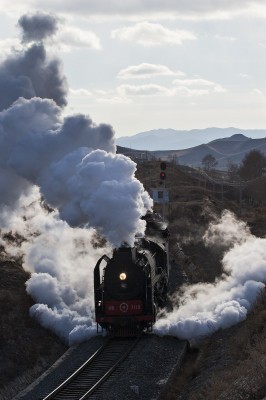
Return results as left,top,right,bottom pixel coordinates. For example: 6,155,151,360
105,300,143,315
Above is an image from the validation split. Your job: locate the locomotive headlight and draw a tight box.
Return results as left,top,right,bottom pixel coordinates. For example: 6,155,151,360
119,272,127,281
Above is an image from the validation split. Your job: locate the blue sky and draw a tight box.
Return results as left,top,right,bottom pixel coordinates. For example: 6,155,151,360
0,0,266,137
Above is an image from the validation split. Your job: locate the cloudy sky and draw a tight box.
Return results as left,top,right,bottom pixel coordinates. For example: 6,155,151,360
0,1,266,137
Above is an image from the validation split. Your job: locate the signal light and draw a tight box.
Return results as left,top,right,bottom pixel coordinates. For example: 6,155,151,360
160,171,166,180
160,161,167,180
160,162,166,171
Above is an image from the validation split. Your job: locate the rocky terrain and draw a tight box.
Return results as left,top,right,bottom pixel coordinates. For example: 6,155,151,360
0,160,266,399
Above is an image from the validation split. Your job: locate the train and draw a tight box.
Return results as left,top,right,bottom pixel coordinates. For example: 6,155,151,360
94,212,169,336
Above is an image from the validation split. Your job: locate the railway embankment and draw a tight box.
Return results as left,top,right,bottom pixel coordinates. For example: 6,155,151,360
14,335,187,400
1,161,266,399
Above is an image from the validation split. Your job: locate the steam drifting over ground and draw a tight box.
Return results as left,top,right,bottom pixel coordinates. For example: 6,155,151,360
2,12,264,346
24,214,111,345
155,210,266,341
0,13,152,344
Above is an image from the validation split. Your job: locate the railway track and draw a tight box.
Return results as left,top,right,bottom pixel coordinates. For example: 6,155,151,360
42,335,142,400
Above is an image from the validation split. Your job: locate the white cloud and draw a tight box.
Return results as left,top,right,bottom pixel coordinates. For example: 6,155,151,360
111,22,197,47
252,88,264,95
117,63,184,79
3,0,266,21
91,89,131,103
175,87,210,97
97,95,131,104
115,77,226,98
239,73,250,79
215,34,236,41
117,83,174,96
259,42,266,48
69,88,92,97
173,78,227,94
213,85,227,93
55,26,101,51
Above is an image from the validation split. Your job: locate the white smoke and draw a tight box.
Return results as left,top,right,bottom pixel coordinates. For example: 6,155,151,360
0,13,152,345
0,96,151,246
155,210,266,341
23,215,112,345
18,12,59,43
0,13,152,247
0,190,112,345
203,210,250,247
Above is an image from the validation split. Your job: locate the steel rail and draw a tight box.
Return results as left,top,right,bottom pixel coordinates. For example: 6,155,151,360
42,339,110,400
80,334,142,399
43,335,142,400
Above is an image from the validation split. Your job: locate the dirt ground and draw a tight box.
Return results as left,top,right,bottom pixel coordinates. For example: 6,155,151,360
0,161,265,400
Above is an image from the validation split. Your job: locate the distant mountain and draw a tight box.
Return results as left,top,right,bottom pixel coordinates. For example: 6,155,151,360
117,133,266,170
154,134,266,169
116,128,266,151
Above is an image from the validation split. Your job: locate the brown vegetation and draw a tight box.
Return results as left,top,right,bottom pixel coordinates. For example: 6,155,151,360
137,160,266,400
239,149,266,180
164,291,266,400
0,242,66,399
0,160,265,399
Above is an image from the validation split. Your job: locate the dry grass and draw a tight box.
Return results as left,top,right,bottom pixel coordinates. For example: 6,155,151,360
136,161,266,400
0,253,66,398
163,291,266,400
1,161,266,399
0,359,50,400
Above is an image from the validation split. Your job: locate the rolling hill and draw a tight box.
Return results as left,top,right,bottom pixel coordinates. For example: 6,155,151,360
116,127,266,151
118,133,266,170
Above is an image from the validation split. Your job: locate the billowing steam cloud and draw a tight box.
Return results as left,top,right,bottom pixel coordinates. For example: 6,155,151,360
18,12,59,43
0,13,152,247
155,210,266,341
24,214,111,345
0,96,151,245
0,13,152,344
0,43,67,110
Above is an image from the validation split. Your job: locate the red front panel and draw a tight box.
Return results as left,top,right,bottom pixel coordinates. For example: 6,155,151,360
105,300,143,315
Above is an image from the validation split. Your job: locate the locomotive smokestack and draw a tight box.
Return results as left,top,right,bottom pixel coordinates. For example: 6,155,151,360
114,247,137,263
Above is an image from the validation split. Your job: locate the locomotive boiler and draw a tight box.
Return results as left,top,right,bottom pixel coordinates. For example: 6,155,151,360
94,213,169,335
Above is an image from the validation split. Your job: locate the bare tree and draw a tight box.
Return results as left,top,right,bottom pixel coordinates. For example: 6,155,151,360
239,149,266,180
227,160,239,180
201,154,217,171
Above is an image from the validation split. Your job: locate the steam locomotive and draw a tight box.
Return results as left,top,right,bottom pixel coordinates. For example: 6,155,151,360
94,213,169,335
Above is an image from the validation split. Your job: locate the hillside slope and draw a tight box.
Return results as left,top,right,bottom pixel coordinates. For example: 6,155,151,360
117,134,266,169
0,162,266,399
116,127,266,151
151,135,266,169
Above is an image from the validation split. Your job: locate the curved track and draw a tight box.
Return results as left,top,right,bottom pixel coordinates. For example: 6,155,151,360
43,336,141,400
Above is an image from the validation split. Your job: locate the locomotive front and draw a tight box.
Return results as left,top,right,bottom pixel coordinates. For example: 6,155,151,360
94,246,155,335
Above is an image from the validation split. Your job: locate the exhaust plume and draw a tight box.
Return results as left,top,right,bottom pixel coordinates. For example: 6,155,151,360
0,12,67,111
0,12,152,247
155,210,266,341
18,12,59,43
0,13,152,344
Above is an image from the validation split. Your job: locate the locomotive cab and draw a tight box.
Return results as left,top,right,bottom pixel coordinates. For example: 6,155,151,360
94,246,155,335
104,247,145,300
94,213,169,336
